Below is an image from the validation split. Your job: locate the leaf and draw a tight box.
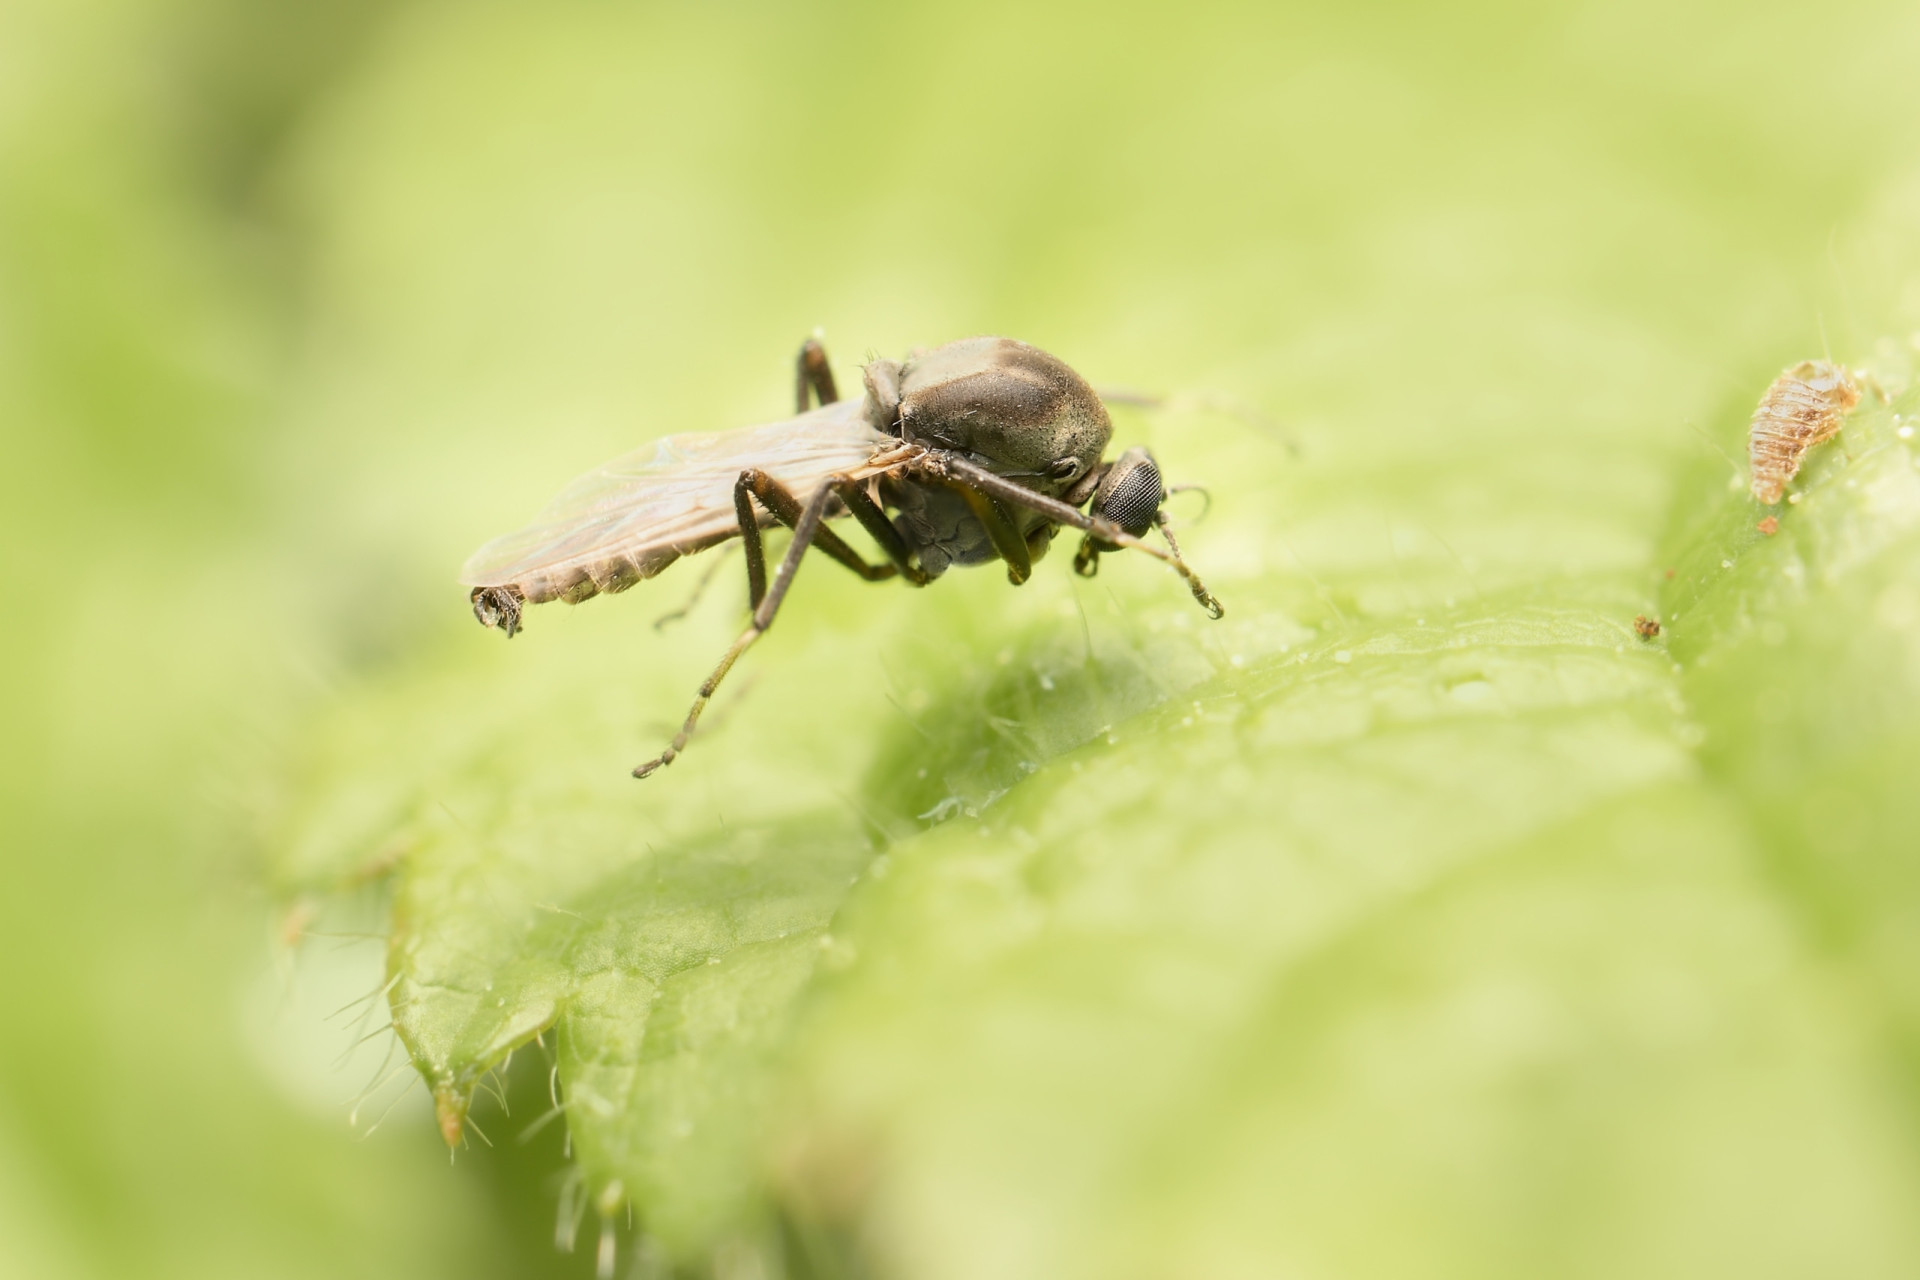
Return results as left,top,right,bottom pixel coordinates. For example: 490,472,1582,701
266,5,1920,1276
1665,363,1920,1077
278,348,1920,1277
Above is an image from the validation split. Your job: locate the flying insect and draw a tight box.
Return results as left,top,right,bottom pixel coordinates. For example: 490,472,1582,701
462,336,1223,778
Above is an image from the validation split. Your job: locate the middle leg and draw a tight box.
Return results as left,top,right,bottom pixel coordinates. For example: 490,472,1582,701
733,469,901,609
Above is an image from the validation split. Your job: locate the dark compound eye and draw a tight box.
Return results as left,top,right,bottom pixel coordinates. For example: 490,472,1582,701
1093,453,1163,537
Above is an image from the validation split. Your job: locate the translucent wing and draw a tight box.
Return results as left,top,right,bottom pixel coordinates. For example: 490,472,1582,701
461,397,898,606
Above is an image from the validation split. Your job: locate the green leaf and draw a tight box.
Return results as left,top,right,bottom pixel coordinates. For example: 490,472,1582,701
280,358,1920,1276
264,4,1920,1276
1667,364,1920,1078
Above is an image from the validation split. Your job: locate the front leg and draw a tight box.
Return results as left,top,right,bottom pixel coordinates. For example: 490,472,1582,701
920,452,1224,618
948,483,1034,585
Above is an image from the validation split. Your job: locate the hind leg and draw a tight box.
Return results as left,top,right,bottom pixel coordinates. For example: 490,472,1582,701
635,479,840,778
795,335,839,412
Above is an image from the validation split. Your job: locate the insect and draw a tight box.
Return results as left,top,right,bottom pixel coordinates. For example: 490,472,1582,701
462,336,1223,778
1747,360,1861,505
1633,614,1660,640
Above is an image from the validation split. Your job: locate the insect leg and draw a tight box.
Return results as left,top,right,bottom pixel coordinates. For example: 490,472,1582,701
651,544,736,631
1154,510,1187,561
794,336,839,413
942,482,1033,584
923,453,1224,618
827,477,930,585
634,479,839,779
1071,457,1112,577
1073,538,1102,578
735,471,900,608
735,475,771,608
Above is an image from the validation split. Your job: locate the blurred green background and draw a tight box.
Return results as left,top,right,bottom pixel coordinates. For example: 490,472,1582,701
7,0,1920,1277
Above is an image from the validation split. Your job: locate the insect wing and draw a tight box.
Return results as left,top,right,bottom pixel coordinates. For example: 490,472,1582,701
461,397,891,604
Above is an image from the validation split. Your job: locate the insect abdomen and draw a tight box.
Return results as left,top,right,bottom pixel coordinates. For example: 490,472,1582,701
1748,360,1860,505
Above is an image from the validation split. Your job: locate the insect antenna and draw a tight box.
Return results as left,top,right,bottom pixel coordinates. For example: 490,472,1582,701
1684,418,1744,484
1098,386,1300,457
1161,483,1212,529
